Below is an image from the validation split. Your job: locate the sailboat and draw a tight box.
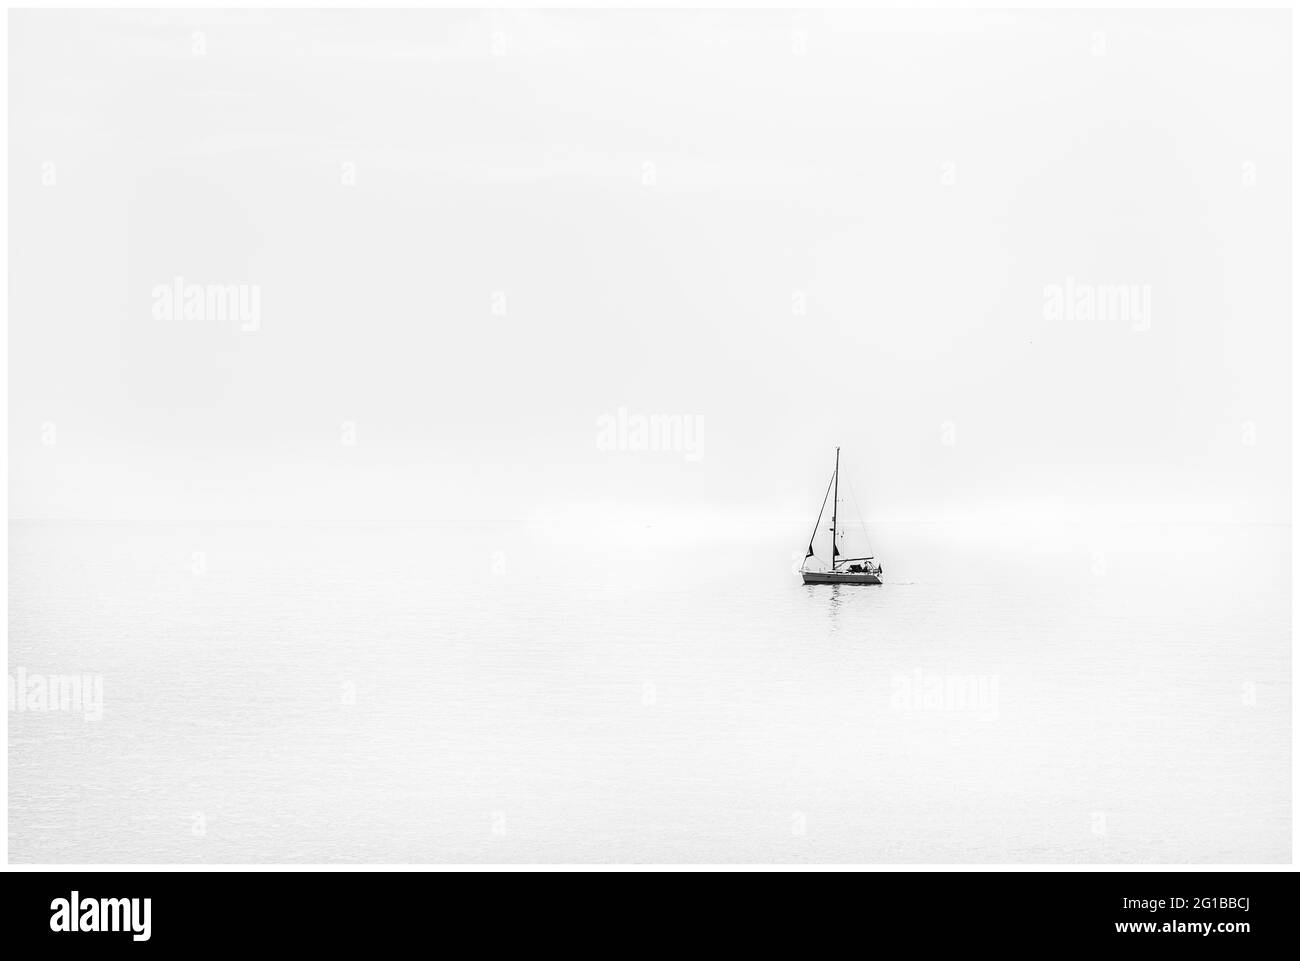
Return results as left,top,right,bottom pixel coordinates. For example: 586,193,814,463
799,447,884,585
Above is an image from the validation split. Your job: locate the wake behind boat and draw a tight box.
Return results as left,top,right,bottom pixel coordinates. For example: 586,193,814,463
799,447,883,585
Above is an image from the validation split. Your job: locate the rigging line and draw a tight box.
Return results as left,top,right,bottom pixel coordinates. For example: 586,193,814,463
802,468,836,569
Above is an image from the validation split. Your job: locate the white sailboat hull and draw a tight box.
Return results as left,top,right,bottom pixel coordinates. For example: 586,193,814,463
802,571,882,585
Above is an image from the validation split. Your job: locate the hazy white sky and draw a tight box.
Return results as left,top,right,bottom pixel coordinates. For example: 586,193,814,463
9,9,1290,526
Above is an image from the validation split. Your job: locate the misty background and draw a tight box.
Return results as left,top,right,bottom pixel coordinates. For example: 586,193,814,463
9,9,1290,532
8,7,1292,867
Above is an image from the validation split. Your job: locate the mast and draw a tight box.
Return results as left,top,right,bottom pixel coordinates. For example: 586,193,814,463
830,446,839,571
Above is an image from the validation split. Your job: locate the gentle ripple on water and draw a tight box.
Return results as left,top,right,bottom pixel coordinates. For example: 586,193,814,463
8,520,1290,862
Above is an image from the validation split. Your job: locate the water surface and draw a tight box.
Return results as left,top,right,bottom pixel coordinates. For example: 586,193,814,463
9,520,1289,862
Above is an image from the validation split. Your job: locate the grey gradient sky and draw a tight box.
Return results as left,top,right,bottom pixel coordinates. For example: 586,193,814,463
8,9,1290,527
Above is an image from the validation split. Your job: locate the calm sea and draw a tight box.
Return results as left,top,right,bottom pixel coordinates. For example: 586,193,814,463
8,519,1290,862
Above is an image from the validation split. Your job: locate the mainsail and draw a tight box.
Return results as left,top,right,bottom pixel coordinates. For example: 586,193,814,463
800,447,874,573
